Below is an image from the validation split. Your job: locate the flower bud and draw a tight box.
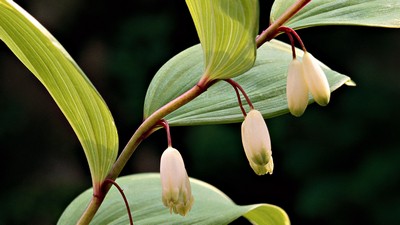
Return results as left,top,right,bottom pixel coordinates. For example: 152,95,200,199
241,110,273,175
160,147,194,216
287,58,309,117
302,52,330,106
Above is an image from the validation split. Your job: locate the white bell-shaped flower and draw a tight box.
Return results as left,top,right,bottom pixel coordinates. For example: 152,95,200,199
302,52,330,106
287,58,309,117
160,147,194,216
241,109,274,175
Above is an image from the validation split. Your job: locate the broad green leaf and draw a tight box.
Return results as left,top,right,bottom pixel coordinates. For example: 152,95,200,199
186,0,259,81
143,40,351,126
271,0,400,29
58,173,290,225
0,0,118,186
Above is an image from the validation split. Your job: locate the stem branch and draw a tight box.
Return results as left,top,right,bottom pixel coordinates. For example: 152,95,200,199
225,79,254,116
277,26,306,53
256,0,311,47
109,82,207,180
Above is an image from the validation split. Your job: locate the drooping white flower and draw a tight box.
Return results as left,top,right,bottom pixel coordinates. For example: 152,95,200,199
287,58,309,117
160,147,194,216
241,109,273,175
302,52,331,106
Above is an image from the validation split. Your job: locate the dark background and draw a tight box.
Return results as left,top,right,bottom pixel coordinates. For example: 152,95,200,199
1,1,400,224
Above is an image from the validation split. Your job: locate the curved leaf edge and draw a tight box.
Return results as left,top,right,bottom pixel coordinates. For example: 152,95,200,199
143,40,352,127
243,203,291,225
58,173,290,225
0,0,119,184
270,0,400,30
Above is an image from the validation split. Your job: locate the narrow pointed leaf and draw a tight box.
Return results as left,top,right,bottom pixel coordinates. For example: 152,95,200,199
186,0,259,81
58,173,290,225
0,0,118,186
144,40,351,126
271,0,400,29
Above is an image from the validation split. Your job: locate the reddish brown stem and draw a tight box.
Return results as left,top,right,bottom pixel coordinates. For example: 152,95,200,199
278,27,297,58
277,26,307,52
225,79,254,116
158,119,172,147
104,179,134,225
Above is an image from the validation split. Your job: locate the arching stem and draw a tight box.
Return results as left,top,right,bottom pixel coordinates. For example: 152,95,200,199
76,1,312,224
77,82,209,225
104,179,134,225
225,79,254,116
158,119,172,147
277,26,307,54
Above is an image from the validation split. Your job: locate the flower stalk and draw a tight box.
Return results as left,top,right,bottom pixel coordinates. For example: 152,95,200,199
277,26,306,54
104,179,134,225
225,78,254,117
158,119,172,147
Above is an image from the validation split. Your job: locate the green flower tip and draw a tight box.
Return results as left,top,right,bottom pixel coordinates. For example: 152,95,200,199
286,52,331,116
160,147,194,216
241,109,274,175
302,52,331,106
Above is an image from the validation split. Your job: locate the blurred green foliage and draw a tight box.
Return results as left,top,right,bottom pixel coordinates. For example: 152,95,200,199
0,0,399,225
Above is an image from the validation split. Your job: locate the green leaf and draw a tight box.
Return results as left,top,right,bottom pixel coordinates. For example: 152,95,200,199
0,1,118,186
271,0,400,29
143,40,351,126
186,0,259,81
58,173,290,225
